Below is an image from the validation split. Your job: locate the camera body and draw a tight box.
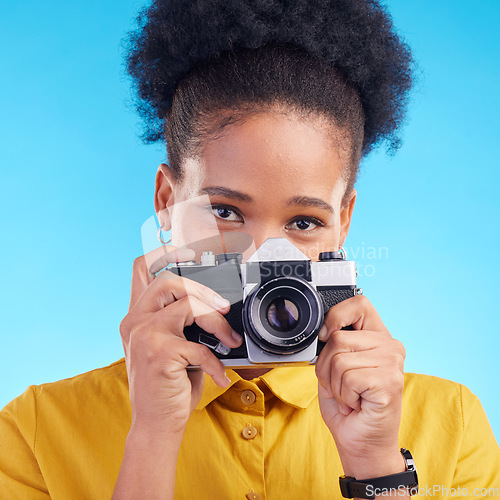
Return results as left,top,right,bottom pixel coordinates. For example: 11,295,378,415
169,238,360,369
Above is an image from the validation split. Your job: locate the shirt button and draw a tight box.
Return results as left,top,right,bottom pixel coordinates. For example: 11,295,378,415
241,390,256,405
242,425,258,440
246,492,261,500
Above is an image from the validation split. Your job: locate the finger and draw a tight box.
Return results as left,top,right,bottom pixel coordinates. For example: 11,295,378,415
129,245,195,310
318,383,351,417
147,246,196,276
328,351,381,413
315,330,376,409
315,331,404,407
318,328,391,354
132,270,231,315
153,296,243,348
340,367,404,413
316,344,359,412
172,336,231,389
320,295,388,338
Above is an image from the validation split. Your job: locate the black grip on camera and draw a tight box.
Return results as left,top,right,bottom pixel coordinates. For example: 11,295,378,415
184,293,249,359
317,286,357,333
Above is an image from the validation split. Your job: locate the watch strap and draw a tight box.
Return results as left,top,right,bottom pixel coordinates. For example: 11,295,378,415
339,448,418,499
340,470,418,499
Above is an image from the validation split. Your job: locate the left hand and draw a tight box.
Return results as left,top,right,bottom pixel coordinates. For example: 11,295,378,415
315,294,407,479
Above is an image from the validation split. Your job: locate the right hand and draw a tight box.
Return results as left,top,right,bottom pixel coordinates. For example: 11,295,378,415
119,244,243,438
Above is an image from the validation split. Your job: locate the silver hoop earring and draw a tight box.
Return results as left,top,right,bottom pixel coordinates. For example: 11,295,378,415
157,224,172,245
338,246,347,260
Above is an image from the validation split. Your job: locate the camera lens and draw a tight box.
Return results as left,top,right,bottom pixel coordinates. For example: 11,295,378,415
266,298,299,332
242,276,324,354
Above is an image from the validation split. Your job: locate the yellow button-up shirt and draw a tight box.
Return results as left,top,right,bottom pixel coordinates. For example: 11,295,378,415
0,359,499,499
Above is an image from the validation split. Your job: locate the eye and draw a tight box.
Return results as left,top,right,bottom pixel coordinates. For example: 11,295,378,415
210,205,243,222
286,217,325,231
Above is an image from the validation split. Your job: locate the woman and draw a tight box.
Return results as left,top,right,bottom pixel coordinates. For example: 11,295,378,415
1,1,498,499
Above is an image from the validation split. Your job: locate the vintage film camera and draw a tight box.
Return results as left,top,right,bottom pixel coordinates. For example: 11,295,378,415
169,238,361,369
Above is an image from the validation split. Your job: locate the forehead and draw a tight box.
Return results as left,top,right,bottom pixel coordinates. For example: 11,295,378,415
181,110,349,198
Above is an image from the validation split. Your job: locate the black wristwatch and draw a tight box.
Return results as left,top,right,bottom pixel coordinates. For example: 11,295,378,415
339,448,419,499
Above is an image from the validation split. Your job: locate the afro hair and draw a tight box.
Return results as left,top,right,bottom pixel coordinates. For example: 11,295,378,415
124,0,415,188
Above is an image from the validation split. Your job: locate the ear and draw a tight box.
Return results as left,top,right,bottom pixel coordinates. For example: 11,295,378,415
154,163,176,230
339,188,357,247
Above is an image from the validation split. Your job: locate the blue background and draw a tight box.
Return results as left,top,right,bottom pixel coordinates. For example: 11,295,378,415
1,1,499,441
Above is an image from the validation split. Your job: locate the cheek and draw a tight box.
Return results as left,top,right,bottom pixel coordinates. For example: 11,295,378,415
295,228,342,261
286,203,342,261
170,204,219,257
170,202,255,261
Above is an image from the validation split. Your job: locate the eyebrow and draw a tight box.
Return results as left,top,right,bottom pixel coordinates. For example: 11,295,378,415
198,186,334,214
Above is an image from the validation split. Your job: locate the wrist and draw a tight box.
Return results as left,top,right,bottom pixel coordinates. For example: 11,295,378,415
113,424,183,500
339,448,406,480
127,421,185,454
339,448,417,500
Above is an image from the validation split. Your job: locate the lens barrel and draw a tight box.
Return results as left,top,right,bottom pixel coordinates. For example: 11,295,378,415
243,276,324,354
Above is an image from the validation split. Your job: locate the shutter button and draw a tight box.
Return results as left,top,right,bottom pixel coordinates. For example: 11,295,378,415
241,390,256,405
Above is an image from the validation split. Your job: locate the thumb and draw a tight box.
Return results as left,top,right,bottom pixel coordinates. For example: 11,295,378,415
318,384,353,416
188,369,206,414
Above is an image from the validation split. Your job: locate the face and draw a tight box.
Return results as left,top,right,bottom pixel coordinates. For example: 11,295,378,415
154,109,357,263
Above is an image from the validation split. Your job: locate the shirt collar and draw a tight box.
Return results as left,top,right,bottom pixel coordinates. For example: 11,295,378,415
195,364,318,411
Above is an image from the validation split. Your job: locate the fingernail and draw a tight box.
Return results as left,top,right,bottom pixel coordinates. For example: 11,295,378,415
318,325,328,341
214,295,230,309
225,374,232,386
231,330,243,344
